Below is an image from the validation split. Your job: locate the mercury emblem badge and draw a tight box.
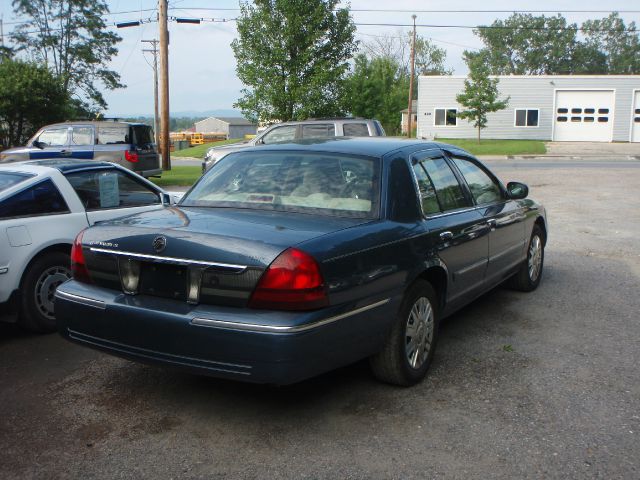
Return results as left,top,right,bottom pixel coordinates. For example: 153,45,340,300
152,235,167,253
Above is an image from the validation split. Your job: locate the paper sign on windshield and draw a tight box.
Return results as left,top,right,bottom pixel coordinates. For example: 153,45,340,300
99,173,119,208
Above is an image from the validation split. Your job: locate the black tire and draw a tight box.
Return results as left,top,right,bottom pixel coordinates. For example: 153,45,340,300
508,224,545,292
19,251,71,333
370,280,439,386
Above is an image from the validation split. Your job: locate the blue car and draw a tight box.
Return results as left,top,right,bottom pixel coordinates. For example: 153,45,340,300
55,138,547,386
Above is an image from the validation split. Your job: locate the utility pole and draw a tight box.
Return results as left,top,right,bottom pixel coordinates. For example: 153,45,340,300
407,14,417,138
158,0,171,170
142,39,160,147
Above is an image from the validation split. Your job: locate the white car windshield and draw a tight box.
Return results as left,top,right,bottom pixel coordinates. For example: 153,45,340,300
182,151,380,218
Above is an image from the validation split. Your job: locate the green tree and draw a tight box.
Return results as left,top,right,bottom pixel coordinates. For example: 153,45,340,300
581,13,640,74
231,0,357,123
455,53,509,143
11,0,122,111
473,14,579,74
0,59,71,146
345,54,408,134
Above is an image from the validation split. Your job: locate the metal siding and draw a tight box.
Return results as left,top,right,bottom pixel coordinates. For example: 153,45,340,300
418,76,640,142
228,125,258,139
194,118,230,133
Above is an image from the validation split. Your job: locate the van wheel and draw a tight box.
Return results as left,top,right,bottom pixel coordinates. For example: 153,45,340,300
370,280,439,386
19,252,71,333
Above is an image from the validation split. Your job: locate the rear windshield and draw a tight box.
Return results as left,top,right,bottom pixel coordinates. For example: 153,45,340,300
132,125,154,146
0,172,33,193
182,151,380,219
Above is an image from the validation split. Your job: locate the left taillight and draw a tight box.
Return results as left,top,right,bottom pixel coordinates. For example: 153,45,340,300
71,229,92,284
124,150,139,163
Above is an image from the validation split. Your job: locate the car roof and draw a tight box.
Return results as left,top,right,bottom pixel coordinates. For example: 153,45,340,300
241,137,460,157
36,120,148,128
275,118,376,126
20,159,116,173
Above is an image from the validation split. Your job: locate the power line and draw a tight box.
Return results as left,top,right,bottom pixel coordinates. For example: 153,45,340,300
166,7,640,13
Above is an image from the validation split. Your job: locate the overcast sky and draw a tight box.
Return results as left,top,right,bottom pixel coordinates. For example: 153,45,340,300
1,0,638,116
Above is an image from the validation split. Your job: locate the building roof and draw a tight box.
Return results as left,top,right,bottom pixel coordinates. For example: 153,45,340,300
198,116,256,126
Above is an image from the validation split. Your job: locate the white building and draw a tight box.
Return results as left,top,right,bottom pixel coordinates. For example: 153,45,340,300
194,117,258,139
417,75,640,142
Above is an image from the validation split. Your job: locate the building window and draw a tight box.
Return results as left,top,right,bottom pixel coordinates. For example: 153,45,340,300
515,109,539,127
434,108,457,126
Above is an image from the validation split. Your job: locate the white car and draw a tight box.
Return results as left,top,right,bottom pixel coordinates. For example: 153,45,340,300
0,160,176,332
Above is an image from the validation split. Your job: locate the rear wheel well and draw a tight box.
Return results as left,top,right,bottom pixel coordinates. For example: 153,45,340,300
20,244,72,288
418,266,447,312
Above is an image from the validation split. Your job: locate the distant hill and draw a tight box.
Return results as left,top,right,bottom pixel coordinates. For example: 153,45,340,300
109,109,242,118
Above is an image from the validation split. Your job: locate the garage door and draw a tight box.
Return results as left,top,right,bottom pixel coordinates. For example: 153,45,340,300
632,91,640,143
554,90,614,142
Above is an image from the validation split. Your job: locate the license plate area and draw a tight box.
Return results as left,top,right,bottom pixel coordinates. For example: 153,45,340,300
139,262,187,300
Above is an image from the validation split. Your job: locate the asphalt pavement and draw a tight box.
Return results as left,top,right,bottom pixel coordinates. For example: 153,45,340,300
1,157,639,479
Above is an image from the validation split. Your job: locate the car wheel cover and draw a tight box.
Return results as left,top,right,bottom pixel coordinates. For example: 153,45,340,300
405,296,434,369
528,235,543,282
34,266,72,319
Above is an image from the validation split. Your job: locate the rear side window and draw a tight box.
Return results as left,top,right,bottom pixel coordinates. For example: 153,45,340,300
70,126,94,146
98,126,130,145
343,123,370,136
65,169,161,210
301,124,335,138
0,172,33,193
415,156,468,213
0,179,69,219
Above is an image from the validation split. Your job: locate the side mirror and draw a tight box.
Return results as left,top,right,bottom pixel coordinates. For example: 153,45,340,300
162,193,172,205
255,137,264,145
33,140,46,149
507,181,529,200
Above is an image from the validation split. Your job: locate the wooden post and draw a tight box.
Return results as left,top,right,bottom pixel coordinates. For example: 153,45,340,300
159,0,171,170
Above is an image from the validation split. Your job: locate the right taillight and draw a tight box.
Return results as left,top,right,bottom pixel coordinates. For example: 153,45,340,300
71,229,92,284
249,248,328,311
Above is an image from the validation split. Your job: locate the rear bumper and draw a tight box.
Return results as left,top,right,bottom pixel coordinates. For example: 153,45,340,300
138,168,162,177
55,280,397,384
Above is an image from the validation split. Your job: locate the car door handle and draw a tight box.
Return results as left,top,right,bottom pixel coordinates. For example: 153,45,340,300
487,219,497,229
60,149,72,156
439,231,453,241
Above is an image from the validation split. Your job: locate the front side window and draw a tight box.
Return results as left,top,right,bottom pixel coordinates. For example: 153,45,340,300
0,179,69,219
453,157,503,205
98,126,130,145
343,123,370,136
261,125,297,144
70,126,94,145
301,124,335,139
515,109,539,127
182,151,379,218
65,169,161,210
435,108,457,126
35,128,68,147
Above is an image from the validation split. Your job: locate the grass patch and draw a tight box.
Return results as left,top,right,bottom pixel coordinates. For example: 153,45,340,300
150,166,201,187
171,138,245,158
434,138,547,156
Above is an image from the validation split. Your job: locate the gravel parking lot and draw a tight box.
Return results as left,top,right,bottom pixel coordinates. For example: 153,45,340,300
1,158,639,479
